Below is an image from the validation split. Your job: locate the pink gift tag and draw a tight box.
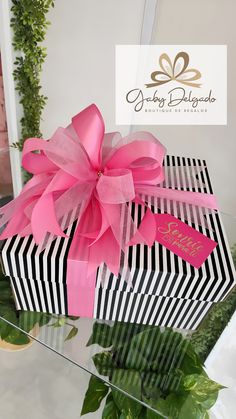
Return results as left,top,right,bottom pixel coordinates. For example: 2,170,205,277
155,213,217,269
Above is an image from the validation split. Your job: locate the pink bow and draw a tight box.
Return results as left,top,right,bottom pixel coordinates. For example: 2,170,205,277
0,104,217,276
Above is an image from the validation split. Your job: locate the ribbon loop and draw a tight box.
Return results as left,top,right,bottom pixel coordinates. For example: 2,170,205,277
72,104,104,169
96,168,135,204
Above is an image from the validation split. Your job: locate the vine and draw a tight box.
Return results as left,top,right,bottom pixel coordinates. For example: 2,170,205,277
10,0,54,152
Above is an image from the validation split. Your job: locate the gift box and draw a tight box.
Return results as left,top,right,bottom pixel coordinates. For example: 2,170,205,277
1,153,235,330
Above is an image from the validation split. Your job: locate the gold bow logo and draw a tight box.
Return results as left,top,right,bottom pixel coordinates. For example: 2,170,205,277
146,51,202,88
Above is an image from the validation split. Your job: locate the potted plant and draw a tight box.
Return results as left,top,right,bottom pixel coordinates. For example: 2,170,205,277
0,264,80,350
0,268,48,351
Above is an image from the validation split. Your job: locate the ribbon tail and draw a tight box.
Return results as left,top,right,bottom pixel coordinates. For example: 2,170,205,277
88,228,121,277
136,185,218,210
0,211,30,239
67,229,96,317
31,193,68,244
128,206,156,247
96,202,124,248
0,176,52,229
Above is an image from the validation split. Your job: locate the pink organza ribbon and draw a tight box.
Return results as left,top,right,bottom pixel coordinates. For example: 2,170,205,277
0,104,218,315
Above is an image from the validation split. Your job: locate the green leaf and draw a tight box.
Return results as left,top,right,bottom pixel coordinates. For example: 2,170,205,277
146,406,167,419
125,348,150,372
112,341,133,368
145,389,216,419
87,322,113,348
124,327,184,374
0,310,30,345
174,340,204,376
110,322,151,348
0,316,16,340
87,322,151,350
81,376,109,415
66,315,80,321
9,0,54,153
1,310,18,327
0,269,6,281
145,394,187,419
119,412,136,419
0,293,14,304
182,374,224,409
38,313,52,327
119,408,146,419
111,369,142,417
93,351,115,376
102,393,120,419
198,392,218,411
1,321,30,345
0,279,11,290
143,372,222,417
65,326,78,342
18,311,41,332
177,395,209,419
0,280,15,303
0,303,16,317
58,317,67,326
142,373,164,400
49,317,66,328
5,330,30,345
120,327,162,372
142,371,184,399
184,373,225,394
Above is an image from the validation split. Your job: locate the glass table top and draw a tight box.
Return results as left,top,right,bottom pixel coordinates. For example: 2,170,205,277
0,212,236,418
0,312,225,419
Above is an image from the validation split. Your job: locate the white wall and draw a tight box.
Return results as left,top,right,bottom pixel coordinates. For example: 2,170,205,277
41,0,145,137
41,0,236,241
146,0,236,222
0,0,23,196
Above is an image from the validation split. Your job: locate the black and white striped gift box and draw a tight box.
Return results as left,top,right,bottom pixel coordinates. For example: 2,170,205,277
1,156,235,330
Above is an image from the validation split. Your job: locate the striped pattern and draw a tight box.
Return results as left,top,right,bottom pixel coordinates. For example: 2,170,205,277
14,307,66,353
1,209,79,315
89,322,201,391
95,156,235,301
9,277,68,315
94,289,212,330
0,156,235,329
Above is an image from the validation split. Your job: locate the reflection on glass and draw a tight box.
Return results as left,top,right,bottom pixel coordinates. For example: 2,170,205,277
82,321,223,418
0,271,224,418
1,224,236,417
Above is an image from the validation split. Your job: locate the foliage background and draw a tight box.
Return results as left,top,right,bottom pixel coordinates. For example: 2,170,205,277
10,0,54,154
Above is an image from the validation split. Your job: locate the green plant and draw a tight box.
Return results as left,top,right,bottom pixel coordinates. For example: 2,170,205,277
10,0,54,155
47,314,79,341
232,243,236,265
0,271,79,344
190,287,236,362
81,321,224,419
0,266,5,282
191,244,236,361
0,276,50,345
